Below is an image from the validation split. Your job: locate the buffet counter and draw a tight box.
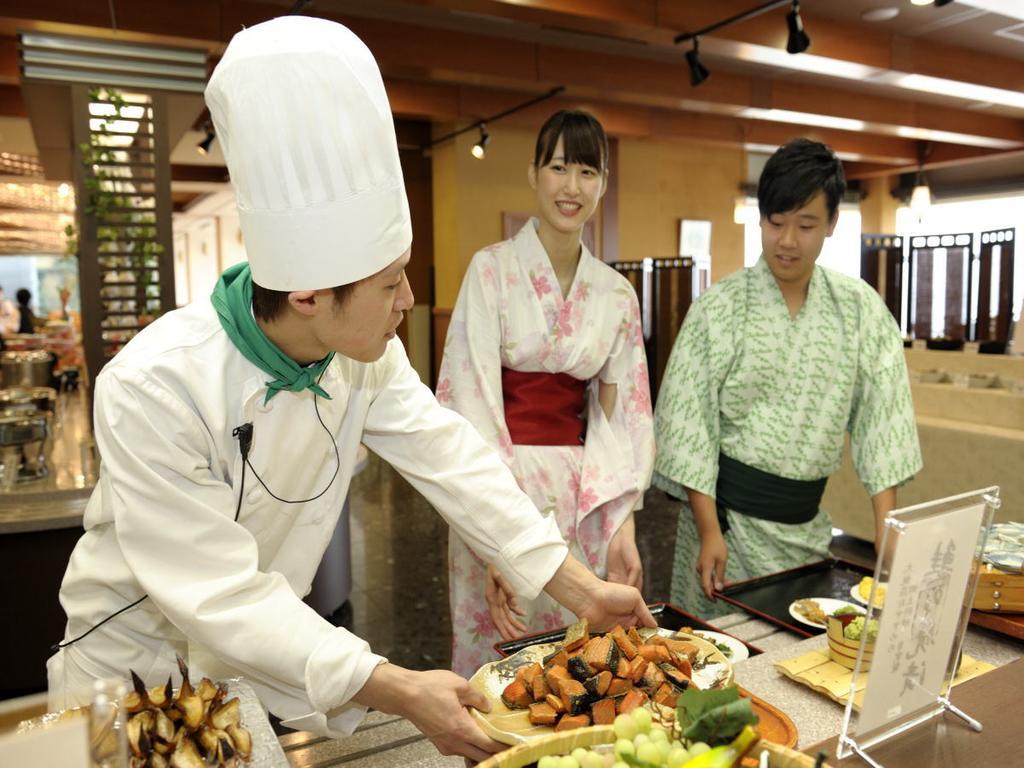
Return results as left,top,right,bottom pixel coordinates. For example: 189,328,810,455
276,612,1023,767
823,349,1024,542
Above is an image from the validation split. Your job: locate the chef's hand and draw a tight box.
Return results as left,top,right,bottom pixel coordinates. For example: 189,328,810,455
353,664,505,762
485,565,528,641
544,553,656,632
606,512,643,590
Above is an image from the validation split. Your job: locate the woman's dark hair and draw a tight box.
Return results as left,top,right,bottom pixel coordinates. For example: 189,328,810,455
757,138,846,221
15,288,31,305
533,110,608,172
252,282,356,322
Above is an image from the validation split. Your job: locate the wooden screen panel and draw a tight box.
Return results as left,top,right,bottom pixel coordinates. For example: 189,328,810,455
912,246,934,340
861,234,904,323
612,257,694,400
908,233,972,341
977,228,1016,342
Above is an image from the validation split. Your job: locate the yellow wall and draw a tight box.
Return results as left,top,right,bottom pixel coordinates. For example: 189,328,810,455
431,126,748,306
860,175,900,233
432,125,538,308
617,139,746,282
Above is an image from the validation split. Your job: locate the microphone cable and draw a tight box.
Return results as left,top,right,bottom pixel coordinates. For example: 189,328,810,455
53,373,340,652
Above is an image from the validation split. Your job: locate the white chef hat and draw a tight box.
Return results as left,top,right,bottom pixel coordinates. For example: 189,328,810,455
205,16,411,290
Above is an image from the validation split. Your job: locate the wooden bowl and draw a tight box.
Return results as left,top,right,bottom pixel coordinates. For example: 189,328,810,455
476,726,834,768
826,617,874,671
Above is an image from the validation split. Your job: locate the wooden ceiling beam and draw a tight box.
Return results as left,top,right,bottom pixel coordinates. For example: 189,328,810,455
0,82,24,116
385,77,993,169
406,0,1024,94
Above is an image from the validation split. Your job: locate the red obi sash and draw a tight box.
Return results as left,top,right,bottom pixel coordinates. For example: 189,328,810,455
501,368,587,446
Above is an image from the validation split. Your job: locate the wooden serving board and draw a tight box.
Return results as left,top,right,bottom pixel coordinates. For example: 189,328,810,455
477,723,825,768
469,629,732,746
774,651,994,711
969,609,1024,640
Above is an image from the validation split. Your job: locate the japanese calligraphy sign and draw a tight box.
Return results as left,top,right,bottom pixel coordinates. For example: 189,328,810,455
844,488,997,749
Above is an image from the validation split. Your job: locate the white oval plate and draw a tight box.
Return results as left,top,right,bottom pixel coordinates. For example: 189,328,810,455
691,631,749,662
788,597,859,629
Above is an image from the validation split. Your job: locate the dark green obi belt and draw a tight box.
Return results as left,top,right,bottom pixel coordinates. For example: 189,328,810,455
715,453,827,534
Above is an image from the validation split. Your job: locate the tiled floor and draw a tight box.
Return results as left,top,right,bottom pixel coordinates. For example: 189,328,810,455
330,452,679,672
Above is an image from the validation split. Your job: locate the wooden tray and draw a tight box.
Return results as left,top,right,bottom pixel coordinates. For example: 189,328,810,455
469,629,732,745
969,609,1024,640
716,559,870,637
477,722,824,768
774,650,994,710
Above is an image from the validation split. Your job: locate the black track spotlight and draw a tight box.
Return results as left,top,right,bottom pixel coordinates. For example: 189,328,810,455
686,37,710,87
470,123,490,159
786,0,811,54
934,0,954,5
196,128,215,156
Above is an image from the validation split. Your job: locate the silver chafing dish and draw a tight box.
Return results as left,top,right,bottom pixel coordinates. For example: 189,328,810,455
0,386,56,486
1,350,55,388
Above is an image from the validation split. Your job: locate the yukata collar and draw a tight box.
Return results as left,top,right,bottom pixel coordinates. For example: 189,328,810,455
753,256,822,320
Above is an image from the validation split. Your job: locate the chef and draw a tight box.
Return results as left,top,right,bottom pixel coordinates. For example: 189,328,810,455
48,16,654,762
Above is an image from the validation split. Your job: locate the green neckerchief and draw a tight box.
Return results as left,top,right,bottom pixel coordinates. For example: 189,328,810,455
211,263,333,403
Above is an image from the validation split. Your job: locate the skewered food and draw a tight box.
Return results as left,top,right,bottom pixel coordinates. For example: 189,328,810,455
124,656,253,767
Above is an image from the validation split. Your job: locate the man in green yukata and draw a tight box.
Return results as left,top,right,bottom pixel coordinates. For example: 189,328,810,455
653,138,922,618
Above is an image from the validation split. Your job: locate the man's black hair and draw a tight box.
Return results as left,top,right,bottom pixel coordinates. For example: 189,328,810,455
757,138,846,221
15,288,30,306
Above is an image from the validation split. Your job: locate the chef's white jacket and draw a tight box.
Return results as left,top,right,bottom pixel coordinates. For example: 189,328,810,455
49,299,567,736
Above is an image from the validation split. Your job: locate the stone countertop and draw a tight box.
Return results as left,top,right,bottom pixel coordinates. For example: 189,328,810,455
0,493,88,533
721,614,1023,749
0,388,95,533
278,610,1023,765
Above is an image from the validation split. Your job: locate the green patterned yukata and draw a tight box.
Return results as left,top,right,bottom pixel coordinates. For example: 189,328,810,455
653,257,922,617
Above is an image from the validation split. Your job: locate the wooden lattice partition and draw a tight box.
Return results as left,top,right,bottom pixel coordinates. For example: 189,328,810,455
975,228,1016,343
860,234,905,327
71,86,176,380
612,257,694,398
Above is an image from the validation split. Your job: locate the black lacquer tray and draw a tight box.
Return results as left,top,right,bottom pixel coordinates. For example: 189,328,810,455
715,558,872,637
492,601,764,657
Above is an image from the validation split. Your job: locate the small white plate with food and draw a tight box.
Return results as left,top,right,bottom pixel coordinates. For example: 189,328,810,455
849,576,887,608
788,597,860,629
691,631,749,663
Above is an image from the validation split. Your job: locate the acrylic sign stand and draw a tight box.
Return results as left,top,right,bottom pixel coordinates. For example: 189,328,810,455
836,487,1000,767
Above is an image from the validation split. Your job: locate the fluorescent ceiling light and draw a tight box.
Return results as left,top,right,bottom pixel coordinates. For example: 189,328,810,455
738,108,1020,150
740,107,866,132
955,0,1024,23
704,37,1024,113
895,125,1020,149
707,38,877,80
884,73,1024,110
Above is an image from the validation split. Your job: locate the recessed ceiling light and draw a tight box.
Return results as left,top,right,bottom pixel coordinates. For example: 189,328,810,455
862,7,900,21
910,0,931,5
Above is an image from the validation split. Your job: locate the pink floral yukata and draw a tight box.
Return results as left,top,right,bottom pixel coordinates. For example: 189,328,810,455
437,219,655,678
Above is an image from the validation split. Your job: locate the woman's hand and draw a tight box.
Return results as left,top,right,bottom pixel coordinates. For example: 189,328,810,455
354,664,506,763
606,512,643,590
485,565,528,641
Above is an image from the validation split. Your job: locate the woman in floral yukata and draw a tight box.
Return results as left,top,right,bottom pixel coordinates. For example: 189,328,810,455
438,110,656,677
